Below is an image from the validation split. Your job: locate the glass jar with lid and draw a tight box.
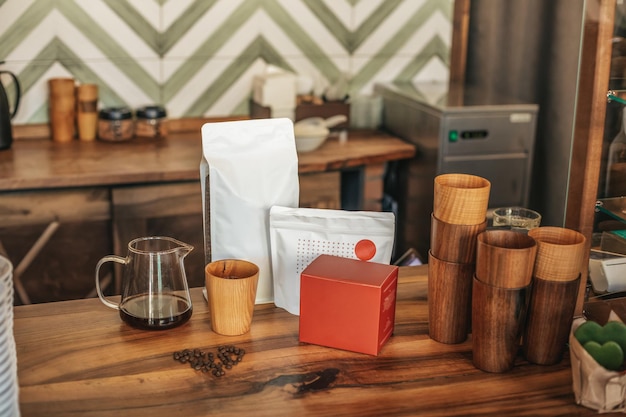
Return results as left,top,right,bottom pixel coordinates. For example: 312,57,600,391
98,107,134,142
135,105,168,138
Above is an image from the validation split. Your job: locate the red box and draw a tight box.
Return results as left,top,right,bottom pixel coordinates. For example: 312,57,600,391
299,255,399,355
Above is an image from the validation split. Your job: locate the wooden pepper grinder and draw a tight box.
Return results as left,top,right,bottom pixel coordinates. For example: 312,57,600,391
76,84,98,141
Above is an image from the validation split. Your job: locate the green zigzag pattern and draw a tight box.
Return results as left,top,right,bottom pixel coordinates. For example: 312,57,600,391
0,0,451,120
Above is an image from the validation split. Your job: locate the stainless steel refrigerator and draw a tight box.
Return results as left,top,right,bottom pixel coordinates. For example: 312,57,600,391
378,0,586,259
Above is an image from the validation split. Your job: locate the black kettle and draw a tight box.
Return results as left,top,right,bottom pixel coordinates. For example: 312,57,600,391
0,61,21,150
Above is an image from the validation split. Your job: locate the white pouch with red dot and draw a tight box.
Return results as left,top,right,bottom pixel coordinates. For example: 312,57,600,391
269,205,395,315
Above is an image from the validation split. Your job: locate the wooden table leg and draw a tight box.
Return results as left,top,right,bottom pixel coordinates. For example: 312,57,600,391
13,221,60,305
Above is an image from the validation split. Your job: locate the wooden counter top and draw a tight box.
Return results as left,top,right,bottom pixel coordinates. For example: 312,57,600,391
13,265,603,417
0,130,415,192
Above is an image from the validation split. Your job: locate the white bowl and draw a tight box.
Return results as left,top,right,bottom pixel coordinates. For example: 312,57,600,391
295,133,328,152
293,115,347,153
294,121,329,153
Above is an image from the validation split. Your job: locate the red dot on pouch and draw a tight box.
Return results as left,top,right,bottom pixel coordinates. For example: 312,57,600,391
355,239,376,261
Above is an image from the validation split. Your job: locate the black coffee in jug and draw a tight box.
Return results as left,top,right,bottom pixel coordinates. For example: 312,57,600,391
0,61,21,150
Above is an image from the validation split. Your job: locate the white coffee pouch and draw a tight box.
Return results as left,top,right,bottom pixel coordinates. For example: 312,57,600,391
269,205,395,315
201,118,299,304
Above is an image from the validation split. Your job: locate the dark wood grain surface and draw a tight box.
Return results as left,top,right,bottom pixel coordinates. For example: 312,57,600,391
13,265,611,416
0,130,415,191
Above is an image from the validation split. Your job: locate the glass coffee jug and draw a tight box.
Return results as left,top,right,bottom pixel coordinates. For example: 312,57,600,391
95,236,193,330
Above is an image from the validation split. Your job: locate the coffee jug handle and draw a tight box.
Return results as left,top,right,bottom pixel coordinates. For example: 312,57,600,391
0,70,21,118
95,255,127,310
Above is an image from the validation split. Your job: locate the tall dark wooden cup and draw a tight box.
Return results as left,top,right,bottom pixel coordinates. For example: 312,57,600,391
428,250,474,344
472,276,531,373
523,275,580,365
430,213,486,264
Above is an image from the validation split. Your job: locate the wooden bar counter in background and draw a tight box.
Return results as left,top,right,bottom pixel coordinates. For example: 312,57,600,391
0,129,415,191
13,265,603,417
0,127,416,304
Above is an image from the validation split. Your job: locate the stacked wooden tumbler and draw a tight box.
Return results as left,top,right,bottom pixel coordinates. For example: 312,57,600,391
48,78,99,143
523,227,586,365
471,226,585,372
472,229,537,372
428,173,490,344
427,173,586,373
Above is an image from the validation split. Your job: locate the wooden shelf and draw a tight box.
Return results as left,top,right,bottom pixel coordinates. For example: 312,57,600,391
0,129,415,192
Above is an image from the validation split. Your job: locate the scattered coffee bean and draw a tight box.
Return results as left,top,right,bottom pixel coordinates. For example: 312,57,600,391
172,344,246,377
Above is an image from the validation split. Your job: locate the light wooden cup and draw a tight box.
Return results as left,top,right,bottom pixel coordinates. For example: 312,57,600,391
527,226,586,281
76,84,98,141
475,230,537,289
433,173,491,225
430,213,487,264
48,78,76,143
205,259,259,336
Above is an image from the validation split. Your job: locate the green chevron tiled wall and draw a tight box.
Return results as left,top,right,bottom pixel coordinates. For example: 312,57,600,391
0,0,453,124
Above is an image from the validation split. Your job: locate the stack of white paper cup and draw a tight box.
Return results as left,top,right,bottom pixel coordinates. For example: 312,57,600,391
0,256,19,416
